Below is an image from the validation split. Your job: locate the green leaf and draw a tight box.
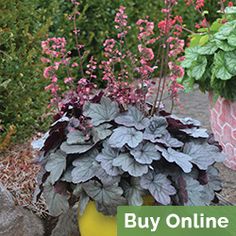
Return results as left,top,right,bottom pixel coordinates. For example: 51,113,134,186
198,42,218,55
181,46,200,68
215,39,234,52
214,20,236,40
228,31,236,46
199,35,209,46
45,151,67,185
210,20,222,32
225,50,236,75
212,51,233,80
225,6,236,14
190,56,207,80
190,35,202,47
83,97,119,126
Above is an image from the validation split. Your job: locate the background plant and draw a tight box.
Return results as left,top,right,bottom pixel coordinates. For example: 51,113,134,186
180,0,236,100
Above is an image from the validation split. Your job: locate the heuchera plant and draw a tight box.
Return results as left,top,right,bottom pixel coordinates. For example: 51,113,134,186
33,0,225,218
181,0,236,100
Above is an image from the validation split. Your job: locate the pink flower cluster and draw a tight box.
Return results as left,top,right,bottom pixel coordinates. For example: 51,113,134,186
41,2,185,114
184,0,205,10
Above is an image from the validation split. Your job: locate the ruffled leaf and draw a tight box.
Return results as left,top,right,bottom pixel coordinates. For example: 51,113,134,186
115,106,149,130
180,127,209,138
130,142,161,164
83,97,119,126
140,171,176,205
109,127,143,148
113,153,148,177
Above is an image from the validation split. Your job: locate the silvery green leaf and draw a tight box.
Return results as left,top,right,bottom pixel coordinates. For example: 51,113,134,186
169,115,201,126
115,106,149,130
51,207,80,236
144,116,168,141
109,127,143,148
225,6,236,14
67,130,87,145
73,184,83,197
180,127,209,138
96,142,123,176
130,142,161,164
113,153,148,177
183,140,224,170
183,175,210,206
43,184,69,217
140,171,176,205
156,132,184,148
31,132,49,150
45,151,67,184
79,191,90,215
83,180,126,216
121,178,144,206
202,166,222,202
162,148,193,173
72,149,99,183
83,97,119,126
92,123,112,142
61,168,73,182
60,142,94,154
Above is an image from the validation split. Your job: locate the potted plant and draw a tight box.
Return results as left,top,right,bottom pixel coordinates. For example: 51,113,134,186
33,1,225,235
180,2,236,170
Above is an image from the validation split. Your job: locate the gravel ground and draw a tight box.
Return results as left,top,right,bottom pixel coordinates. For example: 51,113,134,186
169,88,236,204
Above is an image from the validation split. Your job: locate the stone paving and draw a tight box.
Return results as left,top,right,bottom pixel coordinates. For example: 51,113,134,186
171,88,236,204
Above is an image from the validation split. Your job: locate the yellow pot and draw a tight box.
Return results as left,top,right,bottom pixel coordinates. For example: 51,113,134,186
78,196,154,236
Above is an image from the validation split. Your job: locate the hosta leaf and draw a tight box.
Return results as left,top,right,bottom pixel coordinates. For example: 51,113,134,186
83,180,126,215
144,116,168,142
121,177,144,206
113,153,148,177
43,184,69,217
140,171,176,205
92,123,112,142
162,148,193,173
183,175,210,206
72,149,99,183
109,127,143,148
67,130,87,145
225,50,236,75
183,140,224,170
45,151,66,184
96,142,123,176
180,127,209,138
115,106,149,130
83,97,119,126
60,142,94,155
130,142,161,164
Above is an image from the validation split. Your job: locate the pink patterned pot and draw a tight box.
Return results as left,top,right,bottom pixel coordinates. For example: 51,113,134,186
209,93,236,170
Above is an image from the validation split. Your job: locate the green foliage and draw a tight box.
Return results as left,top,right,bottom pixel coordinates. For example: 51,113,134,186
0,0,60,141
181,7,236,101
0,0,221,142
